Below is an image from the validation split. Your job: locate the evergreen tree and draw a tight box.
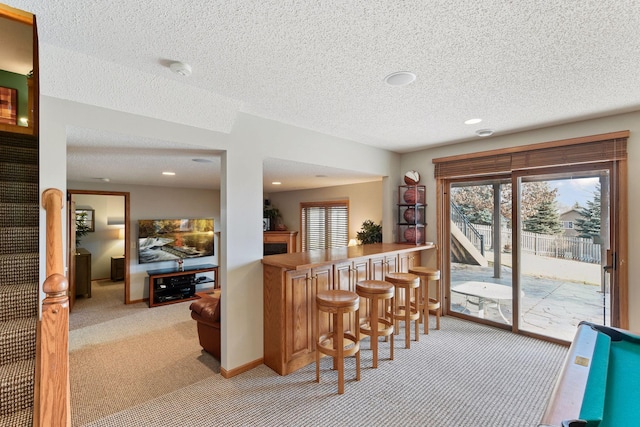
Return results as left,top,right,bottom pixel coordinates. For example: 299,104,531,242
523,199,563,235
574,184,601,238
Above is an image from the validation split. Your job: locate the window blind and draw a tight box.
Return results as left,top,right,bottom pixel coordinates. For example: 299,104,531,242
301,201,349,251
433,131,628,179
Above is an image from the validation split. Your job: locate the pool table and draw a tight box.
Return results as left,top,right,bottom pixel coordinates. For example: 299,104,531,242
539,321,640,427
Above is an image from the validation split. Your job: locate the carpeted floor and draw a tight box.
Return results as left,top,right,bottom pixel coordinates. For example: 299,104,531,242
70,282,568,427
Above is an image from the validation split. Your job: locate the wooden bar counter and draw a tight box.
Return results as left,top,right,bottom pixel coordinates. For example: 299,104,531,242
262,243,435,375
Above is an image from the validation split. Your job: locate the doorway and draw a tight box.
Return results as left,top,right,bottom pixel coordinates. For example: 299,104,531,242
68,190,130,313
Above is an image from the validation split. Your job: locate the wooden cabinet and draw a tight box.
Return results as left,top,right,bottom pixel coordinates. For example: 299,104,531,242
75,248,91,298
398,251,420,273
369,253,398,280
110,256,125,281
264,263,332,375
262,243,431,375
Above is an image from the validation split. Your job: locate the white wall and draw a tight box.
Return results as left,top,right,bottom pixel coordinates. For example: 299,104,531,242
399,110,640,330
68,181,219,301
73,194,125,280
41,95,398,374
268,180,383,248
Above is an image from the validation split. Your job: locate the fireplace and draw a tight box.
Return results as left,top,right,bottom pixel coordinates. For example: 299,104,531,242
263,231,298,255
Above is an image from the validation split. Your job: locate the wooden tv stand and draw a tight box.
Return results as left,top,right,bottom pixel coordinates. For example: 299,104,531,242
147,263,218,307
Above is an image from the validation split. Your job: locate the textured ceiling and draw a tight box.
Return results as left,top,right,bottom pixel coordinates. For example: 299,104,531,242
5,1,640,190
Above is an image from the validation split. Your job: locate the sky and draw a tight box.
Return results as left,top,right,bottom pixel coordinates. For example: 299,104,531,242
550,177,599,212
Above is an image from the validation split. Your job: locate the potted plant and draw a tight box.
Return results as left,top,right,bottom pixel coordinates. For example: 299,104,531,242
356,220,382,244
75,211,91,248
263,204,280,231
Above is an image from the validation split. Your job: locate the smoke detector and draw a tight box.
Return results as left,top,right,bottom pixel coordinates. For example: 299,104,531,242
169,61,192,77
475,129,495,137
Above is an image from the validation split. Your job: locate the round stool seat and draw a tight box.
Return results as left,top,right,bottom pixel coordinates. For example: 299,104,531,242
316,289,360,311
409,266,440,280
356,280,394,297
315,290,361,394
356,280,395,368
408,267,442,334
385,272,420,348
385,272,421,287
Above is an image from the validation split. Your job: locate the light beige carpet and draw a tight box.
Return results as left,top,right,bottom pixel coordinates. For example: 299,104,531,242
69,282,218,426
70,288,569,427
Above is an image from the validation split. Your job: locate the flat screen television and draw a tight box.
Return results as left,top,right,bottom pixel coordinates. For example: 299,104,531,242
138,218,214,264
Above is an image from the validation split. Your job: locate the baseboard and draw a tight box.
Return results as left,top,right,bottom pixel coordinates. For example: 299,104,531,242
221,358,263,379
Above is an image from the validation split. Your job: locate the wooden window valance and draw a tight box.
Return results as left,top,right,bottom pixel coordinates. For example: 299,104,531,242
433,131,628,179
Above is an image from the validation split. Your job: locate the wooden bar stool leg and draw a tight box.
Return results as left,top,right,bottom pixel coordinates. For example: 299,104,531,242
315,303,320,383
370,296,379,368
404,288,411,349
424,276,430,335
336,311,344,394
389,297,394,360
355,307,360,382
414,286,420,342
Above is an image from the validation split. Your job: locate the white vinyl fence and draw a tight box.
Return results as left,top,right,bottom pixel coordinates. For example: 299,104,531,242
472,224,602,264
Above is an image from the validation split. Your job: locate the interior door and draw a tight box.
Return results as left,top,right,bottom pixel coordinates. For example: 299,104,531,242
68,198,76,310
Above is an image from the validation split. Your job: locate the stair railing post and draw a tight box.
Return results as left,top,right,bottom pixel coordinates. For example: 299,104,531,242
36,188,70,427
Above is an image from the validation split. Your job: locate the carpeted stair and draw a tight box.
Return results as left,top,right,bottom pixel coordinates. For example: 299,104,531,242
0,133,39,427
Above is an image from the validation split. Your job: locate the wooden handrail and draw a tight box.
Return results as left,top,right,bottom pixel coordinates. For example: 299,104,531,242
35,189,70,427
41,189,64,277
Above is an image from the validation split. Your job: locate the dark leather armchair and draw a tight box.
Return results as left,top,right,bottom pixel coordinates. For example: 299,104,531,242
190,296,221,360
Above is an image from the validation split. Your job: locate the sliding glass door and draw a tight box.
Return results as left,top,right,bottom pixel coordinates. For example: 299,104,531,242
449,178,514,325
515,168,612,341
445,164,617,341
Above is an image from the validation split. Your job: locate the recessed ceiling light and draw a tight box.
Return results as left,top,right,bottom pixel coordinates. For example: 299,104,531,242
96,177,110,182
272,181,281,185
192,158,212,163
162,171,176,176
465,118,482,125
384,71,416,87
169,61,192,77
475,129,495,137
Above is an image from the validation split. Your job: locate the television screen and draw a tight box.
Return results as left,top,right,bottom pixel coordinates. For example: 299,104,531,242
138,218,214,264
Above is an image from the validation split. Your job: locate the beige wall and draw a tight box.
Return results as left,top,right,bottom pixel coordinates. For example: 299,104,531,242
399,110,640,330
68,181,219,301
267,180,383,248
73,194,126,280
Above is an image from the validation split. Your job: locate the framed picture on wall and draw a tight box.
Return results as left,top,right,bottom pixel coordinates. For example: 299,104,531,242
76,209,95,232
0,87,17,125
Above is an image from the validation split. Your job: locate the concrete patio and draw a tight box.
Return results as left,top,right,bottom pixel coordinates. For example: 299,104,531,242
449,252,608,341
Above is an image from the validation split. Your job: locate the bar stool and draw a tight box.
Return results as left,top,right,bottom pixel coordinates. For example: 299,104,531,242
315,289,361,394
355,280,395,368
385,272,420,349
409,267,442,334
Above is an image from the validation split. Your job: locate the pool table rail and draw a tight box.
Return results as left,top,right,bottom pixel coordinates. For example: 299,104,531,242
538,323,598,427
